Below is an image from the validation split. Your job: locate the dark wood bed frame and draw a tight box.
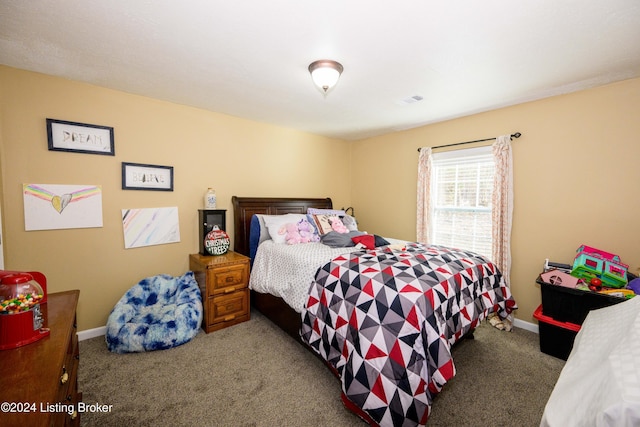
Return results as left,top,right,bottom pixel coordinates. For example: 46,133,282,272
231,196,333,341
232,196,481,426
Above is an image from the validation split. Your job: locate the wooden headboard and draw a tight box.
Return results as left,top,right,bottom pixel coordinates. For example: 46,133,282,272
231,196,333,257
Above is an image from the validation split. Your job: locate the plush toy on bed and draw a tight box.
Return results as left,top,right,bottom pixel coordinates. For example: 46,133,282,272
297,218,320,243
329,216,349,233
279,222,303,245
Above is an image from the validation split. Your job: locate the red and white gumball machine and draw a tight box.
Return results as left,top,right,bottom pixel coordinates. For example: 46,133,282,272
0,270,49,350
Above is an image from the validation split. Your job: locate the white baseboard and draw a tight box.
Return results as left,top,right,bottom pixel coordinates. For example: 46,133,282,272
78,326,106,341
77,319,539,342
514,318,539,334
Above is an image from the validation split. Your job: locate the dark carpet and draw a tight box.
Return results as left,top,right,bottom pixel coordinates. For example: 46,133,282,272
78,310,564,426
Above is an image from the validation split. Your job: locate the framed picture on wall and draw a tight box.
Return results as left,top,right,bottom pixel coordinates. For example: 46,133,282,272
46,118,115,155
122,162,174,191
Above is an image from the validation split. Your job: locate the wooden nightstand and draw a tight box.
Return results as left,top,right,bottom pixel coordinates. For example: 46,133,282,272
189,251,250,333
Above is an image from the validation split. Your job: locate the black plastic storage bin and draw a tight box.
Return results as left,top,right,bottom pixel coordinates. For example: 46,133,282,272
537,276,625,325
533,305,581,360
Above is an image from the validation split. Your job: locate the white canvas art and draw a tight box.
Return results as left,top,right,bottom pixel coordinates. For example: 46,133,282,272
23,184,103,231
122,207,180,248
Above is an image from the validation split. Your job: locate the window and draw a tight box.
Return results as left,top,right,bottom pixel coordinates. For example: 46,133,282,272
430,146,494,257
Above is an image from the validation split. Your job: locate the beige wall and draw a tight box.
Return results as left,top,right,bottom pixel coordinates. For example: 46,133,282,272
0,66,351,330
351,77,640,323
2,64,639,331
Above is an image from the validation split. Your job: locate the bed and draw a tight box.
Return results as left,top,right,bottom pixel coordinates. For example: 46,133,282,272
232,196,517,426
541,296,640,426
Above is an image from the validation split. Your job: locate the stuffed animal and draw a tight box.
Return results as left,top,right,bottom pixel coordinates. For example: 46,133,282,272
279,222,302,245
341,215,358,231
329,216,348,233
297,218,320,243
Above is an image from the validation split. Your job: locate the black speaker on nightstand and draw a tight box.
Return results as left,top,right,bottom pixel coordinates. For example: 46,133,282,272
198,209,226,255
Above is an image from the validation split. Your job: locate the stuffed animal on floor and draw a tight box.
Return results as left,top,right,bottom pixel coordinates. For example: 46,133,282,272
487,312,513,331
297,218,320,243
279,222,303,245
329,216,349,233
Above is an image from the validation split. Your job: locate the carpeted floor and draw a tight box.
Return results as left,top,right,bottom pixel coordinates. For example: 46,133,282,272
78,310,564,426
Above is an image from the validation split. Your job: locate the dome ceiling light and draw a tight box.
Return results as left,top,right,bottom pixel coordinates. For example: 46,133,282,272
308,59,344,95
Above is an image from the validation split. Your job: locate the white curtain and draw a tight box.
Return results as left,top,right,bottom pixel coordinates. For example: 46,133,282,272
416,137,514,282
416,147,432,243
491,135,514,287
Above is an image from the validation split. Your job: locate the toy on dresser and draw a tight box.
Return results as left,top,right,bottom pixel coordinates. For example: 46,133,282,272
571,244,628,288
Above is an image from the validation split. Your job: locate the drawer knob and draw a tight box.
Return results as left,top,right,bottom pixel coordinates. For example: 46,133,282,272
70,410,78,420
225,276,235,283
223,287,236,294
60,372,69,385
224,315,236,322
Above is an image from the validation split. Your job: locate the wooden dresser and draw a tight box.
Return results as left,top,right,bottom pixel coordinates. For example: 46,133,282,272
189,251,250,333
0,290,81,427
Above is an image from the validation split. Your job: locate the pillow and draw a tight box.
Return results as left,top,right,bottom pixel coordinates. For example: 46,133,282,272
351,234,375,250
374,235,391,247
262,214,307,244
311,214,349,235
254,215,270,246
307,207,345,216
306,214,319,234
351,234,391,250
320,231,365,248
249,215,262,263
307,209,358,232
341,214,358,232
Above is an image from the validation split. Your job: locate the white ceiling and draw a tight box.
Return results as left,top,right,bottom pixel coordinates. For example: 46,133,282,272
1,1,639,140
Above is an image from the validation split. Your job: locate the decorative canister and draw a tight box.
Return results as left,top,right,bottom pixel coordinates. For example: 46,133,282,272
204,188,217,209
204,225,230,256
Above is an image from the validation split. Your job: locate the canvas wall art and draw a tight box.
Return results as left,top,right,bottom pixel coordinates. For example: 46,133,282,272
23,183,103,231
122,207,180,248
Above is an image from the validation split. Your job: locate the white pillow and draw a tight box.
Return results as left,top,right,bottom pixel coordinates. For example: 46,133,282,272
262,214,307,244
255,215,270,246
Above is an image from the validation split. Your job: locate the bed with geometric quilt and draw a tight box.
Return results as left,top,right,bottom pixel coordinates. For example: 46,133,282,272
231,196,517,427
300,243,516,426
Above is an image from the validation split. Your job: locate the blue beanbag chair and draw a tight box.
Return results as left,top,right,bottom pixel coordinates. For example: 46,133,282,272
105,271,203,353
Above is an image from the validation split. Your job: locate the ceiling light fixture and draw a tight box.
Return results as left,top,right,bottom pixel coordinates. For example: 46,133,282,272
308,59,343,95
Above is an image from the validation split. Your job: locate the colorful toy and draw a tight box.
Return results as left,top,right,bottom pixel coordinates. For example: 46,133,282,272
279,222,302,245
297,218,320,243
571,244,628,288
599,288,635,299
628,278,640,295
602,260,628,288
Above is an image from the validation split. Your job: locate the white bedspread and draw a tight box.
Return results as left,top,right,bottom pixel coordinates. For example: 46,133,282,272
249,239,405,312
541,296,640,427
249,241,362,312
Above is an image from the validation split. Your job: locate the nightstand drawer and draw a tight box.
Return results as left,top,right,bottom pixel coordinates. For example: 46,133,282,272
208,264,248,296
190,251,251,333
209,289,249,324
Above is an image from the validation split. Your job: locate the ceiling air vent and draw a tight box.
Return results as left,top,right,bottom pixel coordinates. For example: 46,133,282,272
397,95,424,106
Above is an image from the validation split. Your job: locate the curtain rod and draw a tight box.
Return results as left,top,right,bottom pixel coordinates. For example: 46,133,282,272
417,132,521,152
